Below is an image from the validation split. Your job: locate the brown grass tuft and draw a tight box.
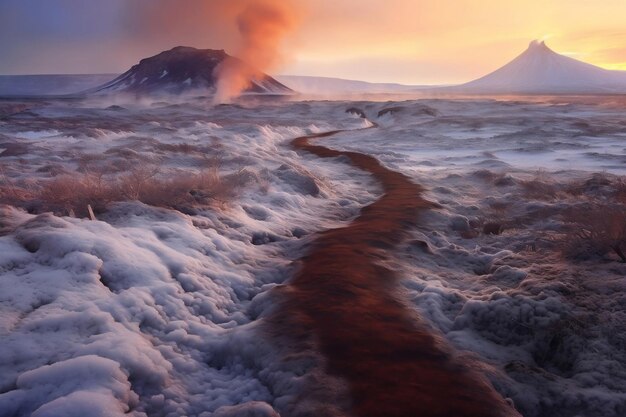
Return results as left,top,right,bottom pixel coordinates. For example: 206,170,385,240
39,172,114,217
614,179,626,204
521,172,558,200
0,162,252,218
562,204,626,262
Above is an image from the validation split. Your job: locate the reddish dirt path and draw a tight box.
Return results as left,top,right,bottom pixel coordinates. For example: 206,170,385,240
283,128,520,417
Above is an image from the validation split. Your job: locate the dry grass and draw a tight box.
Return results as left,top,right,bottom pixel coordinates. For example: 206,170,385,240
0,162,252,218
564,173,614,197
562,203,626,262
614,179,626,204
0,181,35,206
154,142,204,154
39,172,113,217
0,166,37,207
521,171,559,200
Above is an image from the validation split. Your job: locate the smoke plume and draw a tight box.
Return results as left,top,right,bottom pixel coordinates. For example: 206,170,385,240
214,1,296,103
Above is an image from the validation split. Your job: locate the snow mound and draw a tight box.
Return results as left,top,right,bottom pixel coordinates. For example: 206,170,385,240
0,100,380,416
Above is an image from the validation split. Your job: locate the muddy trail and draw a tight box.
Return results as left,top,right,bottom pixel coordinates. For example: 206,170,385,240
279,127,520,417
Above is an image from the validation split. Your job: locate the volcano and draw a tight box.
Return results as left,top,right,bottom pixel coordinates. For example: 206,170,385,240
454,40,626,94
89,46,293,96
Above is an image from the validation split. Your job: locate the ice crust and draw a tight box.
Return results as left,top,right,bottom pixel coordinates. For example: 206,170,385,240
0,100,376,416
325,98,626,417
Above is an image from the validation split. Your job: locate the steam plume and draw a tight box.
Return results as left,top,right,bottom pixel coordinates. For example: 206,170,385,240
214,1,296,103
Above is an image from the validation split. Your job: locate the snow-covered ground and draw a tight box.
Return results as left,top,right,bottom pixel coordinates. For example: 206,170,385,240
0,99,378,417
318,98,626,417
1,96,625,417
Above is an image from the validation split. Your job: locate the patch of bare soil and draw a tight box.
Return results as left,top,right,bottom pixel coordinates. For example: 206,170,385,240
278,129,520,417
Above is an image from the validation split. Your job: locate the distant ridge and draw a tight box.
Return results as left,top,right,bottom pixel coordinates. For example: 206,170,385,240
89,46,292,96
4,42,626,98
450,40,626,94
0,74,117,97
275,75,422,94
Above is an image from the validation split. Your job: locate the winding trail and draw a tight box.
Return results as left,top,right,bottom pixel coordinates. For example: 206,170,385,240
282,127,519,417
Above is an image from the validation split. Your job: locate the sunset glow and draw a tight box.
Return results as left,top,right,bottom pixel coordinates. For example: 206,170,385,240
0,0,625,84
288,0,626,83
2,1,626,417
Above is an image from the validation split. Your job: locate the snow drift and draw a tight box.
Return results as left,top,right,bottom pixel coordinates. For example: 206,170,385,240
1,97,626,417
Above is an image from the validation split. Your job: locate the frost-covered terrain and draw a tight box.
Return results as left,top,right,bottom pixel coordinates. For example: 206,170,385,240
0,99,377,417
317,98,626,417
1,96,625,417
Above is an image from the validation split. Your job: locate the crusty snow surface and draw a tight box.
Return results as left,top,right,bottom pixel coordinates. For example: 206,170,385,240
1,96,626,417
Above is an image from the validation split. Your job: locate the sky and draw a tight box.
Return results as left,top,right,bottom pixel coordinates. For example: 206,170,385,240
0,0,625,84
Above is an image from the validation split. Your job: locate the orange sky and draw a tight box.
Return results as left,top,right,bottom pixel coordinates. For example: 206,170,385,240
280,0,626,84
1,0,625,84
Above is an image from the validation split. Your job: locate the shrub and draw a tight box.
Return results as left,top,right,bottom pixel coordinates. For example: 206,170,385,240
483,222,504,235
563,204,626,262
565,173,614,198
521,171,558,200
39,171,116,217
614,179,626,204
118,167,233,209
0,166,36,207
0,162,252,218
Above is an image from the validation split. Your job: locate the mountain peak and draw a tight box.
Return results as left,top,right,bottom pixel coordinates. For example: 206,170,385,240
89,46,292,96
528,39,545,48
159,46,227,57
527,40,552,54
457,39,626,94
